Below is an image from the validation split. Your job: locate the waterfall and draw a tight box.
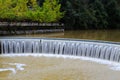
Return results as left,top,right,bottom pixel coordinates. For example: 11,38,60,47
0,39,120,62
1,39,41,54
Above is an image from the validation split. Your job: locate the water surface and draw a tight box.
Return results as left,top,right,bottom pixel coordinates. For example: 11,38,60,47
0,30,120,80
0,55,120,80
9,30,120,42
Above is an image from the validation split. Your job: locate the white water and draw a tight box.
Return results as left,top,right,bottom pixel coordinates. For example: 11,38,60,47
0,68,16,74
1,53,120,71
0,62,26,74
1,39,120,62
0,39,120,71
7,63,26,71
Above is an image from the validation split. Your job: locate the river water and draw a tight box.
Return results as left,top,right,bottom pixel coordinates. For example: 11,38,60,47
1,54,120,80
11,30,120,42
0,30,120,80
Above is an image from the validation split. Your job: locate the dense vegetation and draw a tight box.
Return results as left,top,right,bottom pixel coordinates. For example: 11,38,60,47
59,0,120,29
0,0,63,22
0,0,120,29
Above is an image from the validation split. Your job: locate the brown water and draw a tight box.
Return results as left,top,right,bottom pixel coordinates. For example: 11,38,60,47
0,56,120,80
12,30,120,42
0,30,120,80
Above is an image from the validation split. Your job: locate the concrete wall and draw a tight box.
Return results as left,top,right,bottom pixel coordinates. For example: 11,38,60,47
0,22,64,35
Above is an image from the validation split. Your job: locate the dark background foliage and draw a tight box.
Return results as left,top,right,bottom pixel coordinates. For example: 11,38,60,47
58,0,120,29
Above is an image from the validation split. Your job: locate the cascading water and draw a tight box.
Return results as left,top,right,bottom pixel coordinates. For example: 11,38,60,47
0,39,120,62
1,39,42,53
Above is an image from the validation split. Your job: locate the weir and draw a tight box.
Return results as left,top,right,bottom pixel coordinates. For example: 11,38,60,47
0,38,120,62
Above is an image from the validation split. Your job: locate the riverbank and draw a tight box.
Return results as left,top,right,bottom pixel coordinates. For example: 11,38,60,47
0,22,64,35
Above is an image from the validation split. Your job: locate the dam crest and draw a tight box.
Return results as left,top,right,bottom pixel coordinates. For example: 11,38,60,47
0,38,120,62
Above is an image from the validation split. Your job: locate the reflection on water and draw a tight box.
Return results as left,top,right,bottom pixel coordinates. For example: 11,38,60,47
6,30,120,42
61,30,120,42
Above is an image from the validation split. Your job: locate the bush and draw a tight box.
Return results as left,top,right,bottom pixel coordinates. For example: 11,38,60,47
0,0,63,22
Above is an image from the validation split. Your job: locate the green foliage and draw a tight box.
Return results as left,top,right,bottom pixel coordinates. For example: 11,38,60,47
89,0,108,29
0,0,63,22
60,0,120,29
102,0,120,28
41,0,63,22
0,0,120,29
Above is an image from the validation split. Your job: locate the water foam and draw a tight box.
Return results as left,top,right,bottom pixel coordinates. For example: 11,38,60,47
0,62,26,75
8,63,26,71
1,53,120,71
0,68,16,74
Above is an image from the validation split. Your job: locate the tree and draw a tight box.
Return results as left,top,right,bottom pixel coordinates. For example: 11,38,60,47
41,0,63,22
102,0,120,28
89,0,108,29
60,0,120,29
0,0,63,22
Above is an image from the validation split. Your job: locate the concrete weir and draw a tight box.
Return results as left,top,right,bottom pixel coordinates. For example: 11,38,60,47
0,38,120,62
